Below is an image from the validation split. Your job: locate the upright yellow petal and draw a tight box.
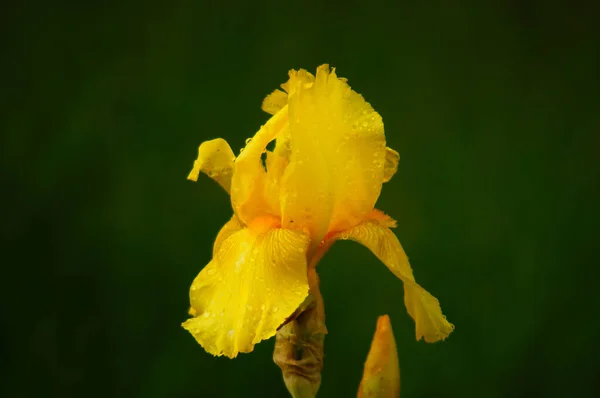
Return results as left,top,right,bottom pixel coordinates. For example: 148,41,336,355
337,212,454,342
280,68,315,95
188,138,236,193
262,68,316,115
182,218,310,358
262,89,288,115
261,68,318,212
280,65,386,244
358,315,400,398
230,106,289,224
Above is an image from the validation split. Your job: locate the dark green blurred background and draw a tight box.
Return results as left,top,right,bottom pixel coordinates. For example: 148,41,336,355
2,1,599,397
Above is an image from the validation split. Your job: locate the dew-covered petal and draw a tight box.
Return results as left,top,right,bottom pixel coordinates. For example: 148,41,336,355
182,219,310,358
230,106,289,224
187,138,236,193
212,214,244,256
262,123,293,216
358,315,400,398
280,68,315,95
280,65,386,245
261,68,316,115
337,211,454,342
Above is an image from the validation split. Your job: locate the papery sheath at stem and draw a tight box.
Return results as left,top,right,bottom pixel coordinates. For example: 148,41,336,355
273,268,326,398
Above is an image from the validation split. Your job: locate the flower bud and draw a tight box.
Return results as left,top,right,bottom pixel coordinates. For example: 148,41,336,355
357,315,400,398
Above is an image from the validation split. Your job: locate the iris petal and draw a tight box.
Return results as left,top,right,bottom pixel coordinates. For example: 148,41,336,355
337,212,454,342
187,138,236,193
280,65,386,245
262,89,288,115
230,106,289,224
182,221,310,358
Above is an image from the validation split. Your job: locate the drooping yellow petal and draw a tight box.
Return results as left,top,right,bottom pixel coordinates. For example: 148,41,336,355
188,138,236,193
262,89,288,115
383,147,400,183
358,315,400,398
280,65,386,245
337,212,454,342
182,218,310,358
230,105,289,224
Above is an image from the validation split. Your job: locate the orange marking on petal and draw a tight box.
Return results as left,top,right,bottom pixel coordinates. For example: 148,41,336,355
248,214,281,233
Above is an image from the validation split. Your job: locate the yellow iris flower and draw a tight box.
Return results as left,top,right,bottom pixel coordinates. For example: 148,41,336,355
183,65,454,358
